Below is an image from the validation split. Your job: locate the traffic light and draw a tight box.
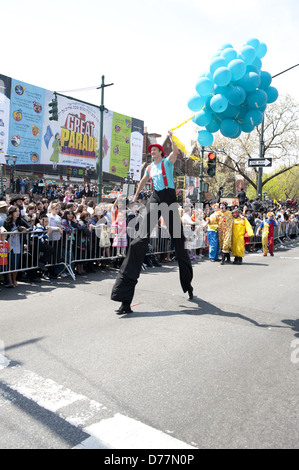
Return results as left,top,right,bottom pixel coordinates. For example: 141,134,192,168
48,96,58,121
207,152,216,177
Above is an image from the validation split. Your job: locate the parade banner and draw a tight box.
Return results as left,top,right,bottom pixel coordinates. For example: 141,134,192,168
40,92,101,169
0,74,144,180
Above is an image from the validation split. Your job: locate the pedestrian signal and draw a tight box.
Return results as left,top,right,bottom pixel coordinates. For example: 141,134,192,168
48,96,58,121
207,152,216,177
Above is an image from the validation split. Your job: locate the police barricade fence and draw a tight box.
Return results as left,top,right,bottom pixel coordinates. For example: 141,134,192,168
1,220,297,282
0,226,176,281
245,221,298,250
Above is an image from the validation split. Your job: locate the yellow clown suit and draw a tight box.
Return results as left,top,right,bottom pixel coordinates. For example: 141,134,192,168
206,202,233,264
231,209,254,264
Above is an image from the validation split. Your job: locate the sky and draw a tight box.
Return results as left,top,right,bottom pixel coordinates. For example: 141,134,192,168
2,0,299,149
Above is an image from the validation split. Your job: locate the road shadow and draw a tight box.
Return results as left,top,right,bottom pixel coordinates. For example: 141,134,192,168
120,296,290,331
281,319,299,338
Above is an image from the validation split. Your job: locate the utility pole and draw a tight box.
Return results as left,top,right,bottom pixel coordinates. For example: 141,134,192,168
257,64,299,197
97,75,113,203
0,164,4,197
199,146,205,204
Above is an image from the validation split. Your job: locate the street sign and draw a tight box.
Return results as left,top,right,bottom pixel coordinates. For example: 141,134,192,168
248,158,272,168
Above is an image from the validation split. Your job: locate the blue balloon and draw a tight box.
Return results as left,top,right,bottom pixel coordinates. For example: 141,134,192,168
252,57,262,70
193,109,212,127
213,67,232,87
187,94,205,112
241,121,255,133
228,59,246,81
204,95,213,112
220,103,241,119
238,45,256,65
238,72,260,92
226,85,246,105
247,89,268,109
259,71,272,89
220,119,240,138
219,43,234,50
244,109,264,127
256,42,267,59
195,77,214,96
231,125,242,139
210,56,226,74
210,94,228,113
246,38,260,51
258,104,267,113
205,116,220,133
246,65,260,74
197,130,214,147
265,86,279,103
221,47,237,65
213,85,229,96
199,71,213,80
236,106,248,122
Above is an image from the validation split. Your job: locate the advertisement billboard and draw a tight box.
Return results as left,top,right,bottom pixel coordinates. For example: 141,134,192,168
0,74,144,180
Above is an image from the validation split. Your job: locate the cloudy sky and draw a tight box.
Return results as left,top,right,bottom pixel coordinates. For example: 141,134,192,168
2,0,298,146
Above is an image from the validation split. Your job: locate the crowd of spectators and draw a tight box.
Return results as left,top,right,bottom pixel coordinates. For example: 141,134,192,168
0,183,298,290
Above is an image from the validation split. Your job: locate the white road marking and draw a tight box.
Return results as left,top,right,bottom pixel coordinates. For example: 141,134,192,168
0,341,10,370
0,365,196,449
75,414,196,449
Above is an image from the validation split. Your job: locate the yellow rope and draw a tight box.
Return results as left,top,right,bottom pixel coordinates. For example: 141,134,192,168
169,115,201,160
170,115,195,132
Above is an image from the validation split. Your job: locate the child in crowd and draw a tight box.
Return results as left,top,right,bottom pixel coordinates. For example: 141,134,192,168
33,215,54,269
112,210,127,257
0,227,13,288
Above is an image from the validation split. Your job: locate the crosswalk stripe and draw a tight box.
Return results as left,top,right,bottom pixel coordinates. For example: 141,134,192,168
0,365,196,449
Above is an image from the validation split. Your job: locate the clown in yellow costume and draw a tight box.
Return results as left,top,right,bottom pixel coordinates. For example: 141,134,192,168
206,201,233,264
231,208,254,264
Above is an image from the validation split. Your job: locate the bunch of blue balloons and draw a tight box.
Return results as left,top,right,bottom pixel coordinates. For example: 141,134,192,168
187,38,279,147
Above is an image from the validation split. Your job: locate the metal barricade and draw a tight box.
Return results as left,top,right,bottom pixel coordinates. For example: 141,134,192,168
1,220,297,283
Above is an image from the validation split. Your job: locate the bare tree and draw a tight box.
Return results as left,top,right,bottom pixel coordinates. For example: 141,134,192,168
211,94,299,193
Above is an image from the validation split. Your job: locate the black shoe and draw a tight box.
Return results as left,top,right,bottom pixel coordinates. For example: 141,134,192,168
188,287,193,300
116,303,133,314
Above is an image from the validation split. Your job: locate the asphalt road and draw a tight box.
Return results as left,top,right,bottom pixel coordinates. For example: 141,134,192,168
1,242,299,449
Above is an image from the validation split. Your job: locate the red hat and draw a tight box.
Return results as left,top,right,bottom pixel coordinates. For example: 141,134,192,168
148,143,165,157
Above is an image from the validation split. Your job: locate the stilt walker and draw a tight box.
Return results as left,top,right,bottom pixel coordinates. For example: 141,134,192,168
111,131,194,314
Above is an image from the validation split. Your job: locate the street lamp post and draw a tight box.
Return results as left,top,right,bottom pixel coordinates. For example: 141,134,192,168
97,75,113,204
198,146,205,204
257,64,299,197
123,170,134,197
0,163,4,197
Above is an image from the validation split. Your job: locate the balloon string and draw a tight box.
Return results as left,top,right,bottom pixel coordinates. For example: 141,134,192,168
171,115,195,132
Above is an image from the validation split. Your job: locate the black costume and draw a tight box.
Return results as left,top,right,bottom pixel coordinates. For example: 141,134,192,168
111,165,193,312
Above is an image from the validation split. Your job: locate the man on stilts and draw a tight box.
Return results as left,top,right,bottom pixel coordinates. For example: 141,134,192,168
111,131,194,314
